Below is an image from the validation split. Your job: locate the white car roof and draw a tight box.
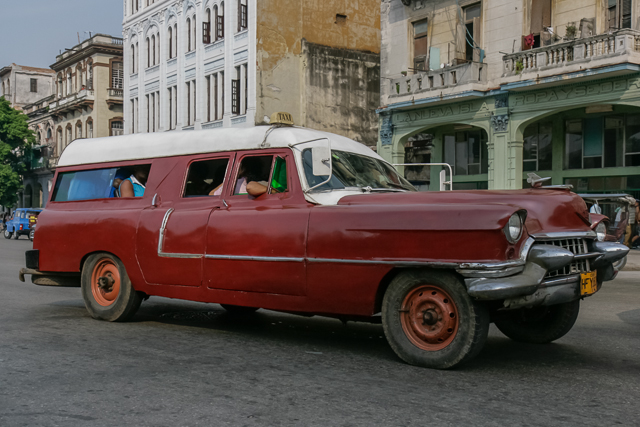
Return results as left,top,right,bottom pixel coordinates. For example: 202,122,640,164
57,126,383,167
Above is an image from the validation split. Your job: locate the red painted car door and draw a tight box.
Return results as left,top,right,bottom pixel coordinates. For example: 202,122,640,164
136,155,233,287
203,150,311,296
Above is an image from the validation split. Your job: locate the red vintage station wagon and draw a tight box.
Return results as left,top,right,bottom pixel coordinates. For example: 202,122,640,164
20,118,629,369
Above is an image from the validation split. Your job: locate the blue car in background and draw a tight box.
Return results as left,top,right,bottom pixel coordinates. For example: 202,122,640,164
4,208,43,240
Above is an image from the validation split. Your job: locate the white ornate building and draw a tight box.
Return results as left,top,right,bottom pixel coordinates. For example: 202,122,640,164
123,0,382,146
123,0,256,134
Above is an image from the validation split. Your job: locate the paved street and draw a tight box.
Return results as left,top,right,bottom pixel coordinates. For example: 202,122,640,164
1,237,639,427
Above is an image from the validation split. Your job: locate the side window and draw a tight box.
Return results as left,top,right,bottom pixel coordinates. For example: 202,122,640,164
184,158,230,197
233,155,288,196
52,164,151,202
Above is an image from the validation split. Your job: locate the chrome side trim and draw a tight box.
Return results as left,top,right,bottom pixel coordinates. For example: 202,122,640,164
157,208,203,260
205,254,304,262
308,258,459,268
531,231,596,240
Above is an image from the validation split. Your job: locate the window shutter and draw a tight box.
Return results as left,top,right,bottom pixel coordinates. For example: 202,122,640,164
621,0,632,28
217,15,224,40
112,62,123,89
203,21,211,44
231,79,240,115
240,4,248,31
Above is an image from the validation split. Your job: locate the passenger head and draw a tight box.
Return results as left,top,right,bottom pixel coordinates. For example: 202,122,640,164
133,165,151,185
239,157,267,182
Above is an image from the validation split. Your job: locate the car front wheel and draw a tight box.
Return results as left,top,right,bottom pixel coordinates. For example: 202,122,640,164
382,270,489,369
4,229,12,239
81,253,143,322
494,300,580,344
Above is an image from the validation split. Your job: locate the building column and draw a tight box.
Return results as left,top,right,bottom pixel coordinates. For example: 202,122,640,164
489,113,523,190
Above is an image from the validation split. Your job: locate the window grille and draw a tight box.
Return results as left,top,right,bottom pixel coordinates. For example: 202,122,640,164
239,3,248,31
112,121,124,136
112,62,123,89
216,15,224,40
231,79,240,115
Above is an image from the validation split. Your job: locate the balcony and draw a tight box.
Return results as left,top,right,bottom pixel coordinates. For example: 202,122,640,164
502,29,640,81
54,34,123,63
106,87,123,109
388,61,487,101
49,90,95,115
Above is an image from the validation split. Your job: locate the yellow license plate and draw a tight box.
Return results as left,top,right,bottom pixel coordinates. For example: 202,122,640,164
580,271,598,296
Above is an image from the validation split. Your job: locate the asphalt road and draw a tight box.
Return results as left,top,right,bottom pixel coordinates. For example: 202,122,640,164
1,236,639,427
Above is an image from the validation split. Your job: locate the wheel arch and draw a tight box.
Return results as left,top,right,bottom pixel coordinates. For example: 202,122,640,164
373,267,464,314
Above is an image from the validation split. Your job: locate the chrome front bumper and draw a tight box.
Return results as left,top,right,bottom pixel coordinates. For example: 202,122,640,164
458,239,629,309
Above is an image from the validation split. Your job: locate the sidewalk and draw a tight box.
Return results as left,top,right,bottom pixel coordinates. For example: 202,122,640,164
623,248,640,271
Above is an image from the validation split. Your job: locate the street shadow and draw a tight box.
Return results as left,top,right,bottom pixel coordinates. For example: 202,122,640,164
617,308,640,326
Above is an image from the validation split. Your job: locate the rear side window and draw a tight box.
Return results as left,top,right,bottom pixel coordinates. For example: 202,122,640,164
52,164,151,202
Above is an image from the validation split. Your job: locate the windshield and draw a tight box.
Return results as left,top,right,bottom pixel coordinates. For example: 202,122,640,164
302,149,415,192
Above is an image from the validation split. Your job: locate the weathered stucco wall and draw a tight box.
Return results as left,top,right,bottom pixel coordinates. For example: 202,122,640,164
257,0,380,145
304,41,380,147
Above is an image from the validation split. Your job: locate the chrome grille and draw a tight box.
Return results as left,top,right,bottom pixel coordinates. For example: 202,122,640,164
542,238,590,278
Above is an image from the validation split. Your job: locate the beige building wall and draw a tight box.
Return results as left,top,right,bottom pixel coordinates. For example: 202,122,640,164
256,0,381,146
50,35,123,158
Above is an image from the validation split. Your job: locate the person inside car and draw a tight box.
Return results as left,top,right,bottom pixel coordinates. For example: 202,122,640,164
234,157,269,197
120,165,150,198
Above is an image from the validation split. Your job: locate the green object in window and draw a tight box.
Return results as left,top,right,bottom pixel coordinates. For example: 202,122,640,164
271,156,288,193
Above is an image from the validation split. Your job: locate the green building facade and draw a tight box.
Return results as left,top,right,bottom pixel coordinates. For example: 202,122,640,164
378,69,640,198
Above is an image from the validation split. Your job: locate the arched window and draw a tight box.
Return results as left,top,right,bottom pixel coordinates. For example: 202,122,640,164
131,44,136,73
66,71,72,95
151,35,156,65
87,63,93,90
186,18,191,51
56,128,63,156
215,3,225,41
76,122,82,139
238,0,247,32
204,8,211,44
146,37,150,67
174,24,178,55
157,31,160,64
46,128,52,141
192,15,197,49
2,82,4,96
86,119,93,139
168,27,173,59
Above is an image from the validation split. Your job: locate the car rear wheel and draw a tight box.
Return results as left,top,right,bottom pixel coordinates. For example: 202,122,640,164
4,229,12,239
29,229,35,241
81,253,143,322
494,300,580,344
382,270,489,369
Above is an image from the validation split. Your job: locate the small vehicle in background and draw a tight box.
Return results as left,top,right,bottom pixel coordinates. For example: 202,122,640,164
580,194,637,270
5,208,43,240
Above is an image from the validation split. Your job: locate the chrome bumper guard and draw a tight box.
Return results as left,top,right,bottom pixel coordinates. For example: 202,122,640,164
459,240,629,308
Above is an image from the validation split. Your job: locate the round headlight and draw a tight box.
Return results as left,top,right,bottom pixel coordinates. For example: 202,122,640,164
595,222,607,242
505,213,523,244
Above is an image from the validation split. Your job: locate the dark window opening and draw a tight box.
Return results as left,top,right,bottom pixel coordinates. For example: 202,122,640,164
184,158,230,197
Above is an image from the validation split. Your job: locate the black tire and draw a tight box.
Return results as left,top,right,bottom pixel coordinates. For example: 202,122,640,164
12,230,19,240
382,270,490,370
29,229,35,242
81,253,143,322
220,304,259,315
4,229,12,239
494,300,580,344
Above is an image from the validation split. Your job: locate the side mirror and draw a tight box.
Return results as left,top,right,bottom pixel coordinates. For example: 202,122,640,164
311,146,331,176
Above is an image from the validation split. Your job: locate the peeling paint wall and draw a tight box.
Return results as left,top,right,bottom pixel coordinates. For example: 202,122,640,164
257,0,381,146
304,42,380,146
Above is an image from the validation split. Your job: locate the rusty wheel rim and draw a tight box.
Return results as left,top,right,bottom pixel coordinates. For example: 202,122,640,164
400,285,459,351
90,258,121,307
